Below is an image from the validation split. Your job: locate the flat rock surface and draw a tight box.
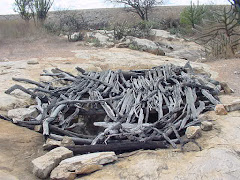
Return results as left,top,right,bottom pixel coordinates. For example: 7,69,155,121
0,119,44,180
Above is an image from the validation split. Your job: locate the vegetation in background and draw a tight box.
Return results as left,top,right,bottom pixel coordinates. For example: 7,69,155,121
14,0,53,26
106,0,163,21
113,20,153,40
0,20,46,40
86,38,102,47
32,0,54,25
14,0,33,22
194,7,240,58
180,1,207,28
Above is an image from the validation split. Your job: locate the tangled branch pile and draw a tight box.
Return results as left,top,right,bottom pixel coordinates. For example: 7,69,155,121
5,63,221,150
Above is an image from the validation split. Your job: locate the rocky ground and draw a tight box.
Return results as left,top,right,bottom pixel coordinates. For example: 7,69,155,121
0,36,240,179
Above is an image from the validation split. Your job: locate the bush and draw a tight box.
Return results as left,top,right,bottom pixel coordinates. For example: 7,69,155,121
113,20,153,40
86,38,102,47
43,11,87,41
44,22,60,35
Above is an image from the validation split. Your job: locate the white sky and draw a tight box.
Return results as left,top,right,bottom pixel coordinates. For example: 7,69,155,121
0,0,230,15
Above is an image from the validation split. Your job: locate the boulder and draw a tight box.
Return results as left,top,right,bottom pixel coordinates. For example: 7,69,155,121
128,36,158,50
201,121,213,131
185,126,201,139
215,104,228,115
69,32,82,42
50,152,117,180
86,31,113,47
32,147,73,179
7,106,38,123
43,139,61,151
150,29,177,39
220,82,234,94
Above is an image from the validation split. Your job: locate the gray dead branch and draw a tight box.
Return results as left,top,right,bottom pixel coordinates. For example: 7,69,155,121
4,63,222,153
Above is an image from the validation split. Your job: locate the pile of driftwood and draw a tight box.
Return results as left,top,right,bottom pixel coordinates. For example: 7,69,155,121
4,63,221,153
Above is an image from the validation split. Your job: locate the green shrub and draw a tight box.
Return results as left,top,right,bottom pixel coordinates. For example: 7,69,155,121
113,20,153,40
87,38,102,47
180,1,207,28
128,43,141,51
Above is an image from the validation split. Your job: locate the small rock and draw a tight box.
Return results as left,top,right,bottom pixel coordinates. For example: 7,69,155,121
8,106,38,123
43,139,61,151
34,125,42,132
27,59,39,65
32,147,73,179
146,48,165,56
185,126,201,139
50,152,117,180
215,104,228,115
61,136,75,147
201,121,213,131
198,114,209,122
220,82,234,94
224,99,240,112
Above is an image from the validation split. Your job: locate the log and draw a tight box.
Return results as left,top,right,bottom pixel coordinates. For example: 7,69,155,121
66,141,168,155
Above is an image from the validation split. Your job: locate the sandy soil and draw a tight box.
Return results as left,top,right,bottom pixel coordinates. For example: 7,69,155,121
0,37,87,62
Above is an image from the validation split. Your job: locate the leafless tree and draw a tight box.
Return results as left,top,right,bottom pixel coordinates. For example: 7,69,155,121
106,0,163,21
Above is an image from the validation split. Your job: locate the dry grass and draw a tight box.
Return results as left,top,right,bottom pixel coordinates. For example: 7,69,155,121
0,20,49,42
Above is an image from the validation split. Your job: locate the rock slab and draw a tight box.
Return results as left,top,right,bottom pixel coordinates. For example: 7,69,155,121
43,139,61,151
8,106,38,123
0,94,29,111
32,147,73,179
50,152,117,180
